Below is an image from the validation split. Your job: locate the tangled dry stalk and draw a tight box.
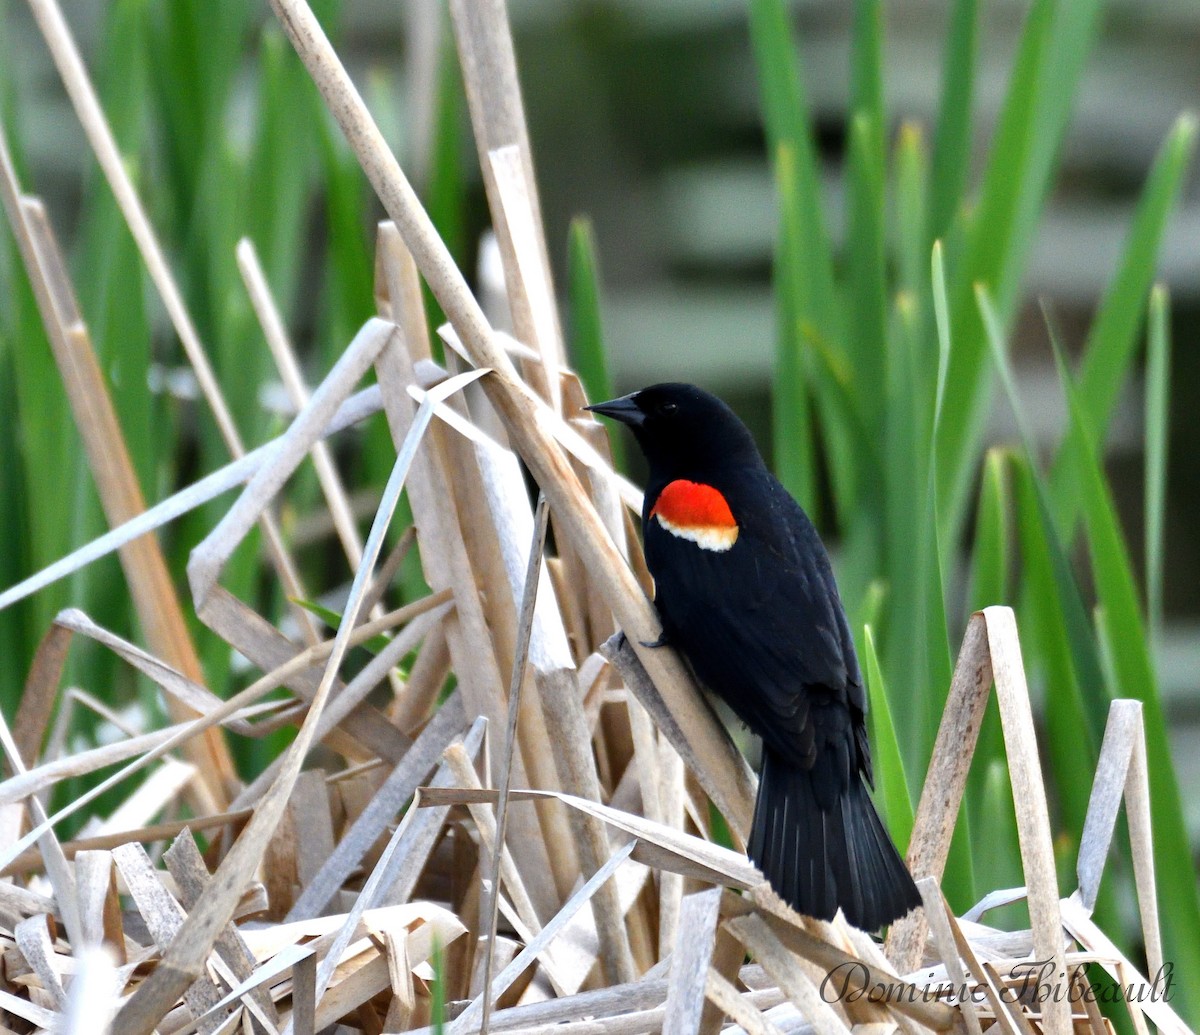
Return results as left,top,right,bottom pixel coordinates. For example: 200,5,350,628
0,0,1187,1033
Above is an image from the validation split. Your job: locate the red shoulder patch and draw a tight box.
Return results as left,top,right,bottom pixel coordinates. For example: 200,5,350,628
650,480,736,527
649,480,738,551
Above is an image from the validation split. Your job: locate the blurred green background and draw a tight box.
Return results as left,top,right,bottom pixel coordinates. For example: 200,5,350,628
2,0,1199,1023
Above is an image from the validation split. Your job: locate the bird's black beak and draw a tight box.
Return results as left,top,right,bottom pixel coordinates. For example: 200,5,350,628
585,394,645,427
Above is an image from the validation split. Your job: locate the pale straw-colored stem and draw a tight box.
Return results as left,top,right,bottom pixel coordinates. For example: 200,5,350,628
237,238,367,575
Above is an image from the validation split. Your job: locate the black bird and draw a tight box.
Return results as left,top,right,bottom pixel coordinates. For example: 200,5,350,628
588,383,919,930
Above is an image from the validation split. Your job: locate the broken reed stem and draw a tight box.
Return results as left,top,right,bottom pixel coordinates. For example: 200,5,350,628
886,612,990,971
449,0,567,412
0,708,84,950
1,809,254,876
0,700,288,812
0,384,387,615
483,143,565,414
0,591,446,879
480,493,550,1034
984,608,1071,1035
238,237,368,578
454,840,639,1035
442,744,545,945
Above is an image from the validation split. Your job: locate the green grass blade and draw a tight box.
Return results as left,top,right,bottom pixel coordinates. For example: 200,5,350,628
846,0,886,391
978,287,1107,742
979,288,1110,862
858,579,886,639
863,624,913,850
196,143,260,437
0,340,32,709
566,217,615,404
147,0,251,236
1048,320,1200,1023
1,24,71,701
880,244,950,771
968,447,1010,613
1048,116,1195,529
930,243,952,435
879,292,927,748
935,0,1055,527
290,598,409,661
893,122,929,301
920,268,953,749
2,234,77,631
928,0,979,240
63,0,160,704
981,294,1129,946
314,121,375,366
1091,605,1123,703
246,26,319,312
845,111,887,424
1076,117,1195,436
748,0,807,153
849,0,885,152
971,759,1024,926
413,13,466,346
1010,456,1103,845
748,0,838,346
1005,0,1104,301
771,144,816,508
937,0,1102,551
0,259,74,707
807,324,879,522
913,244,976,907
751,0,857,509
924,243,954,708
975,286,1037,462
567,217,623,473
963,455,1024,916
80,0,155,494
426,15,467,266
1048,331,1152,692
1143,285,1170,645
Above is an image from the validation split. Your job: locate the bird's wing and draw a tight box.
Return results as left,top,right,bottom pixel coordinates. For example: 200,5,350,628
646,472,869,783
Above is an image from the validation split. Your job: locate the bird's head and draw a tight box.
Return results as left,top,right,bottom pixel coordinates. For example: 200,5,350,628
586,382,763,477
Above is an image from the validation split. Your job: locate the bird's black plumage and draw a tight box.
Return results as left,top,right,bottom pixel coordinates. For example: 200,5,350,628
589,383,919,930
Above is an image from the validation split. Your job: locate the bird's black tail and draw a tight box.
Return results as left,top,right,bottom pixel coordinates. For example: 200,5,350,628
747,749,920,931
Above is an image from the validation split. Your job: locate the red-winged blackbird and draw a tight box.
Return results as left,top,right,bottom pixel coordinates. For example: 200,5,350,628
588,383,920,930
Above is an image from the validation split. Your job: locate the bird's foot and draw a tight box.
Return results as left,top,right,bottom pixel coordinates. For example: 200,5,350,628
639,631,671,649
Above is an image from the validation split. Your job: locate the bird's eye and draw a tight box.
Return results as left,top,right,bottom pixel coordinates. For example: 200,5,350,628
658,401,678,416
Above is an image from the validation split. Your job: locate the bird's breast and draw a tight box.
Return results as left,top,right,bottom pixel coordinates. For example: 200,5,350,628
648,479,739,552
